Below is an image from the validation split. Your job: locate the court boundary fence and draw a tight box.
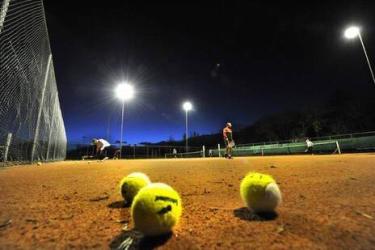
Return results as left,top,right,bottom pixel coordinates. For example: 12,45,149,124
66,143,203,160
208,131,375,158
67,131,375,160
0,0,66,166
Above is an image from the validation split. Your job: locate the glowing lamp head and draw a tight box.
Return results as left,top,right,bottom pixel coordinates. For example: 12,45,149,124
115,83,135,101
344,26,360,39
182,101,193,111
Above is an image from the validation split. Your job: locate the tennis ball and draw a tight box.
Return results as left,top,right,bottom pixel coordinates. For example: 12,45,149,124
119,172,151,204
131,183,182,236
240,172,282,213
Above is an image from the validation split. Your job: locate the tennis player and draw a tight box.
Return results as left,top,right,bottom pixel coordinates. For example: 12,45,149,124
223,122,234,159
92,138,110,160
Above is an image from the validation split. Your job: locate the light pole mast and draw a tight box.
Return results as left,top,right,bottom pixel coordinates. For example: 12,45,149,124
182,101,193,153
119,101,125,159
344,26,375,86
185,109,188,153
115,82,135,159
357,32,375,86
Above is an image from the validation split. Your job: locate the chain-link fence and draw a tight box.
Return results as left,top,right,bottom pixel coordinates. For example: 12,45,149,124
67,132,374,160
208,131,375,157
66,143,203,160
0,0,66,166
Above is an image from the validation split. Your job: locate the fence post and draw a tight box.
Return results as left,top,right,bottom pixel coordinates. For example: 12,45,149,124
0,0,11,34
46,94,56,161
31,54,52,162
336,141,341,154
202,145,205,158
218,144,221,157
4,133,12,162
53,139,58,160
46,128,54,161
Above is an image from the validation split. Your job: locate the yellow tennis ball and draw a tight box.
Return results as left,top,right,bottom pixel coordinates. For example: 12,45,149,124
119,172,151,204
240,172,282,213
131,183,182,236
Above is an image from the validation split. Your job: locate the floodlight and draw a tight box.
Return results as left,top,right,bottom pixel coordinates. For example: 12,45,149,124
115,82,135,101
182,101,193,111
344,26,360,39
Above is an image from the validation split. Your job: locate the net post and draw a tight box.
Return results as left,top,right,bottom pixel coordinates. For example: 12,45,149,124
202,145,205,158
336,141,341,154
4,133,12,162
31,54,52,162
218,144,221,157
261,147,264,156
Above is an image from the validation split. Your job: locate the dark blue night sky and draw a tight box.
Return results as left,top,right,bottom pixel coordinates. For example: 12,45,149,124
44,1,375,145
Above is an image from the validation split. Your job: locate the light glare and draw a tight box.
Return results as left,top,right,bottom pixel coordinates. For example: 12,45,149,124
183,101,193,111
344,26,360,39
115,82,135,101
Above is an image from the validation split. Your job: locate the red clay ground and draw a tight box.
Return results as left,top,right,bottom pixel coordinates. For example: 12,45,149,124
0,154,374,249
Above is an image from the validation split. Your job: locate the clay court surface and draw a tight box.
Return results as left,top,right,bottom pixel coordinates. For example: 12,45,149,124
0,154,374,249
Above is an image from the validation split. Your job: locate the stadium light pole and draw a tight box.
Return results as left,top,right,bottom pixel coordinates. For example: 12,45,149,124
115,82,135,159
182,101,193,153
344,26,375,86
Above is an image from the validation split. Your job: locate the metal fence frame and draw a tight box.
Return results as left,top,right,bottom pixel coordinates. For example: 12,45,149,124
0,0,66,166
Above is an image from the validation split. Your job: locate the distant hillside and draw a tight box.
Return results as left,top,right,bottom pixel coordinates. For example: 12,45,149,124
147,90,375,147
